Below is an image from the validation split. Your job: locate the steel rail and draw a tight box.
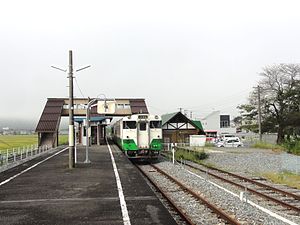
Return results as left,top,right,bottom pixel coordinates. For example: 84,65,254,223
136,164,196,225
150,164,241,225
110,142,196,224
184,162,300,213
200,163,300,201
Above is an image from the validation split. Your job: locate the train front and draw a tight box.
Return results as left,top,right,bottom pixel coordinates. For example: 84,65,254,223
122,114,162,159
148,115,163,157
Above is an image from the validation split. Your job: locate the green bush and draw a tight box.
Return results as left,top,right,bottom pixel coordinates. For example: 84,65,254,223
174,148,208,162
205,142,215,147
282,140,300,155
251,142,284,151
252,140,300,155
195,151,208,160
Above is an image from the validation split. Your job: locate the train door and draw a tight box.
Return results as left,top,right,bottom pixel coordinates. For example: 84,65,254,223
137,121,149,149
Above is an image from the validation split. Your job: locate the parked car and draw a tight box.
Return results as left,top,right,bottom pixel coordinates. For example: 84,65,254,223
215,138,243,147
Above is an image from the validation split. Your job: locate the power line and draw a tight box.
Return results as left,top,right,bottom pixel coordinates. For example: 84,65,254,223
74,77,85,98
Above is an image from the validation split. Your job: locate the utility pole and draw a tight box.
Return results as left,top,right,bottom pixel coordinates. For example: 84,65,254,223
68,50,75,168
257,85,262,142
85,97,91,163
51,50,91,169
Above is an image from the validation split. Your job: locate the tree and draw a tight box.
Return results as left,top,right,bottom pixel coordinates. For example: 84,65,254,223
238,64,300,144
237,92,259,133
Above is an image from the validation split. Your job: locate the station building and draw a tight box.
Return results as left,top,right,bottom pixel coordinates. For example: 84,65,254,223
161,111,205,144
35,98,148,147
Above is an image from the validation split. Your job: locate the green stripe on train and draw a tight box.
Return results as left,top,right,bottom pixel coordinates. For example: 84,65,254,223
122,139,139,151
150,139,163,150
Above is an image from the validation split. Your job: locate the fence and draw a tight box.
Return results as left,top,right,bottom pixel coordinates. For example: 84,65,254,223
0,144,50,169
235,133,277,146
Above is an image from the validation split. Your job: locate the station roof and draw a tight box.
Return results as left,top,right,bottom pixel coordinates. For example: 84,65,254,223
74,116,112,123
161,112,178,125
191,120,204,131
36,97,149,133
161,111,204,132
35,99,64,133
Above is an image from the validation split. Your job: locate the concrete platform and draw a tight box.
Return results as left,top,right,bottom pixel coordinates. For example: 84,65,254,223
0,144,177,225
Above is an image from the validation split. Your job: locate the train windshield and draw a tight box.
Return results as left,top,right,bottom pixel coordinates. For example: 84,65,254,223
123,121,136,129
139,122,147,131
150,121,162,129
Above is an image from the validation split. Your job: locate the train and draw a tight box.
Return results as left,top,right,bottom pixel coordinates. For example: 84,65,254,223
112,114,163,158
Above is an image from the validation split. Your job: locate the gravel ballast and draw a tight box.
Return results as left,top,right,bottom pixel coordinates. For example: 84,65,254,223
154,161,299,225
202,148,300,175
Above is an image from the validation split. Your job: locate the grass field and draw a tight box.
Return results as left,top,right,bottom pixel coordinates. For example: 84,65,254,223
261,171,300,189
0,134,69,154
0,135,37,152
59,135,68,145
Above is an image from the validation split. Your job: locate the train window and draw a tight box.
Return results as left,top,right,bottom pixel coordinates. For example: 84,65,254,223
150,121,162,128
139,122,147,131
123,121,136,129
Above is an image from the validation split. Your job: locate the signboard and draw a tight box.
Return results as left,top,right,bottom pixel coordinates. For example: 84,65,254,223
190,135,206,147
97,100,116,114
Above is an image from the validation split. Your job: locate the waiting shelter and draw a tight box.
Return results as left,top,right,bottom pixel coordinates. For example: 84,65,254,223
35,98,148,147
161,111,205,144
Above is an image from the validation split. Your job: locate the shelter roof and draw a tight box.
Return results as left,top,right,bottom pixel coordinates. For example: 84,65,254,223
161,111,205,133
35,99,64,132
74,116,112,123
161,112,178,125
129,99,148,114
192,120,204,131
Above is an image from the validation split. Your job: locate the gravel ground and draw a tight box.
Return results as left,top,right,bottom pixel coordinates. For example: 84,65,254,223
141,165,225,224
156,161,299,225
202,147,300,175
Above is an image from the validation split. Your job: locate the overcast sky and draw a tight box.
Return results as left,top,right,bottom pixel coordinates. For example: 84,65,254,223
1,0,300,125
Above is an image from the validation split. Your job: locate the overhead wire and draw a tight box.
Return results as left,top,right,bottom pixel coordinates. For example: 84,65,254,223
74,77,85,98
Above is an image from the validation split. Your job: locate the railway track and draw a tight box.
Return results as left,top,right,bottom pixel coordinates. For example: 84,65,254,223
137,163,241,225
177,159,300,216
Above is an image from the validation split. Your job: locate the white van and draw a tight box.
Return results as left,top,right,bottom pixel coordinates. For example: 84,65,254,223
216,138,243,147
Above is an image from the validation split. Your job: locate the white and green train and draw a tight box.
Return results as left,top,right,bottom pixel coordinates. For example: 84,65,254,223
112,114,162,158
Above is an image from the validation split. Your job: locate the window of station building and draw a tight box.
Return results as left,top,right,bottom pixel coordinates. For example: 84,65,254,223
150,121,162,129
117,104,124,109
220,121,229,128
139,122,147,131
123,121,136,129
117,103,130,109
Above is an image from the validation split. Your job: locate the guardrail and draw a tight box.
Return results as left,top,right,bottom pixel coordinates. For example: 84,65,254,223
0,145,50,168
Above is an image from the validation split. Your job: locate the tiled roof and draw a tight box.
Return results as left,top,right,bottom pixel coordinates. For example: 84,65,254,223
129,99,148,114
35,99,64,132
161,112,178,125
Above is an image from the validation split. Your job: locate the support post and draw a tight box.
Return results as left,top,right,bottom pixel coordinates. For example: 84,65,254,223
257,85,262,142
68,50,75,168
172,144,175,164
85,97,91,163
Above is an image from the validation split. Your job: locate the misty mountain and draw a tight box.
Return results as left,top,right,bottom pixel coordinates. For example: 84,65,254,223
0,118,37,130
